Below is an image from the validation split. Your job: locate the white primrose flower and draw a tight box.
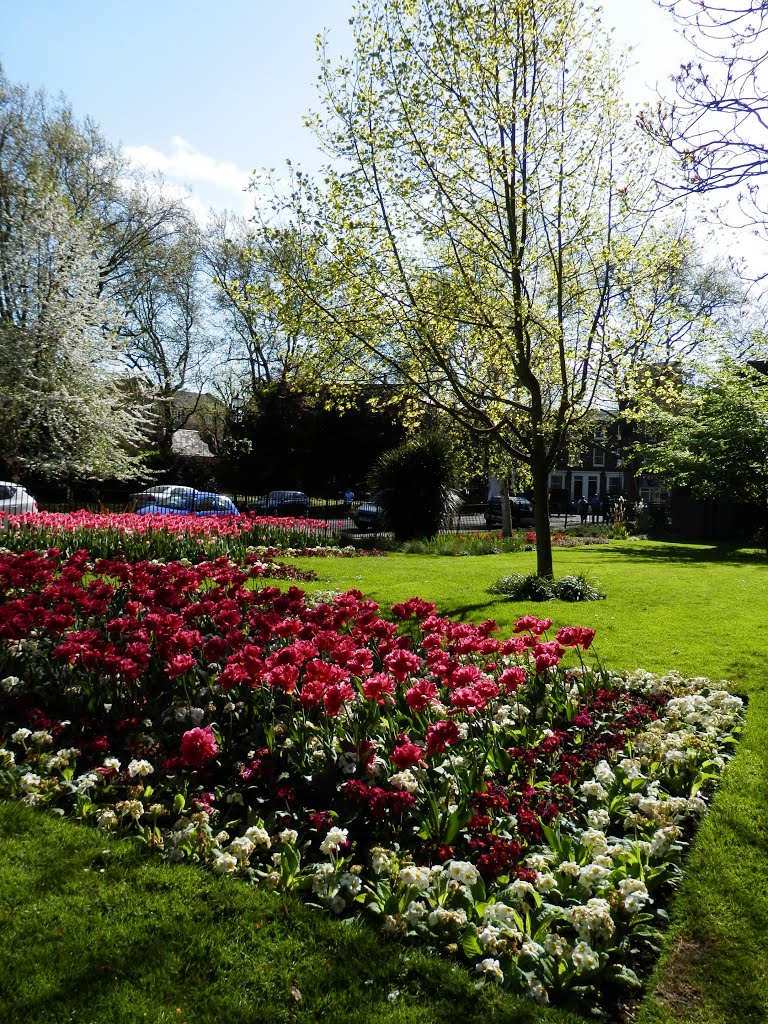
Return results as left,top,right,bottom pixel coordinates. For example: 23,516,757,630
31,730,52,747
544,933,569,957
74,772,99,792
650,825,682,858
587,808,611,830
399,865,432,892
557,860,581,879
475,958,504,983
96,809,118,829
525,852,553,872
482,903,522,935
245,825,271,848
580,780,608,801
103,756,121,771
1,676,22,692
507,878,536,904
213,853,238,875
228,836,255,862
11,728,32,744
427,906,467,929
566,898,615,941
339,872,362,895
278,829,298,845
580,828,609,855
115,799,144,820
535,872,558,894
388,769,420,793
521,939,544,959
370,847,395,875
319,826,349,855
578,862,612,892
664,747,686,764
127,759,154,779
19,772,41,791
594,760,615,786
404,901,427,926
477,924,502,951
446,860,479,886
312,864,335,894
527,979,550,1004
571,940,600,973
0,749,15,768
618,758,645,780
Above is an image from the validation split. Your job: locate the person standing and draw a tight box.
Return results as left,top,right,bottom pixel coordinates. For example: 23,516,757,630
589,494,601,523
578,496,589,524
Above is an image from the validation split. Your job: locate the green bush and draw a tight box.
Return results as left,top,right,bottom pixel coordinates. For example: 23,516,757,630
405,532,530,556
562,522,627,540
368,432,458,541
488,571,606,602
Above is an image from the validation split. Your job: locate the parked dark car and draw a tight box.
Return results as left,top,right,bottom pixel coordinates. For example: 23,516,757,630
250,490,312,517
484,494,536,529
125,487,239,516
353,500,385,531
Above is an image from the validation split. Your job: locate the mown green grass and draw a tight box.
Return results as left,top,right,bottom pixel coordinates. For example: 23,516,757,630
0,800,584,1024
2,539,767,1024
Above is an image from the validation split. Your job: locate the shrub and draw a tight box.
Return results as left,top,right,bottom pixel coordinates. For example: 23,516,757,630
488,571,605,602
551,573,606,601
368,433,458,541
408,532,530,556
562,522,627,540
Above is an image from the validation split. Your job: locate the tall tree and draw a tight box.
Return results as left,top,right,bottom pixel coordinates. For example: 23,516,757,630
115,218,213,454
633,359,768,545
202,211,317,401
0,65,195,477
259,0,657,576
0,188,151,478
643,2,768,233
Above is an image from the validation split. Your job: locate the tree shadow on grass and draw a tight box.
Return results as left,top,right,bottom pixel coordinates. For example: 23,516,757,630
583,540,768,568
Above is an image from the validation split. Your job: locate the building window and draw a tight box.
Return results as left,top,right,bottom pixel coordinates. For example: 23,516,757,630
607,474,622,494
549,473,564,489
593,447,605,467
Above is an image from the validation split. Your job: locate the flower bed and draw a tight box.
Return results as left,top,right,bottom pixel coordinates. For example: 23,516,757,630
0,548,743,1015
2,510,345,563
405,532,610,556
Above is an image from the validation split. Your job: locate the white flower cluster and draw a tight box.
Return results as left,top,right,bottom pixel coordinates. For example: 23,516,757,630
319,826,348,855
565,898,615,941
399,865,432,891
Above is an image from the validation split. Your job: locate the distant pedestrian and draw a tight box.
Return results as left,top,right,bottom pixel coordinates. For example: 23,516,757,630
589,494,601,523
344,488,355,511
578,496,589,524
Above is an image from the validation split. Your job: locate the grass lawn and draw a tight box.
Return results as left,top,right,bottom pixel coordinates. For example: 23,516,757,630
2,538,767,1024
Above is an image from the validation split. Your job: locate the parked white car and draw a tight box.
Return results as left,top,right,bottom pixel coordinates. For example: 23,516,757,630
0,482,38,515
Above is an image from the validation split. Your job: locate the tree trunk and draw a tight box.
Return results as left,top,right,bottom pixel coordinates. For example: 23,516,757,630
501,475,512,537
532,464,553,579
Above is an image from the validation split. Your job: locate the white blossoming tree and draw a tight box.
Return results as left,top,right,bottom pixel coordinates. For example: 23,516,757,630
0,187,152,478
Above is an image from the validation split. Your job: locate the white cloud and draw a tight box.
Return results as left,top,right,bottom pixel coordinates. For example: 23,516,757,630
124,137,252,220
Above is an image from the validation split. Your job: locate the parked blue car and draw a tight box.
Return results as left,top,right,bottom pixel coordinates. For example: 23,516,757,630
125,486,239,516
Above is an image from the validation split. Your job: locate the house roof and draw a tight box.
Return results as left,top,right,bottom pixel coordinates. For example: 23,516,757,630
171,429,214,458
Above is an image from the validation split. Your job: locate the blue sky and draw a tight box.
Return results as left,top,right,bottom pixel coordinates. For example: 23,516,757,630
2,0,694,221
